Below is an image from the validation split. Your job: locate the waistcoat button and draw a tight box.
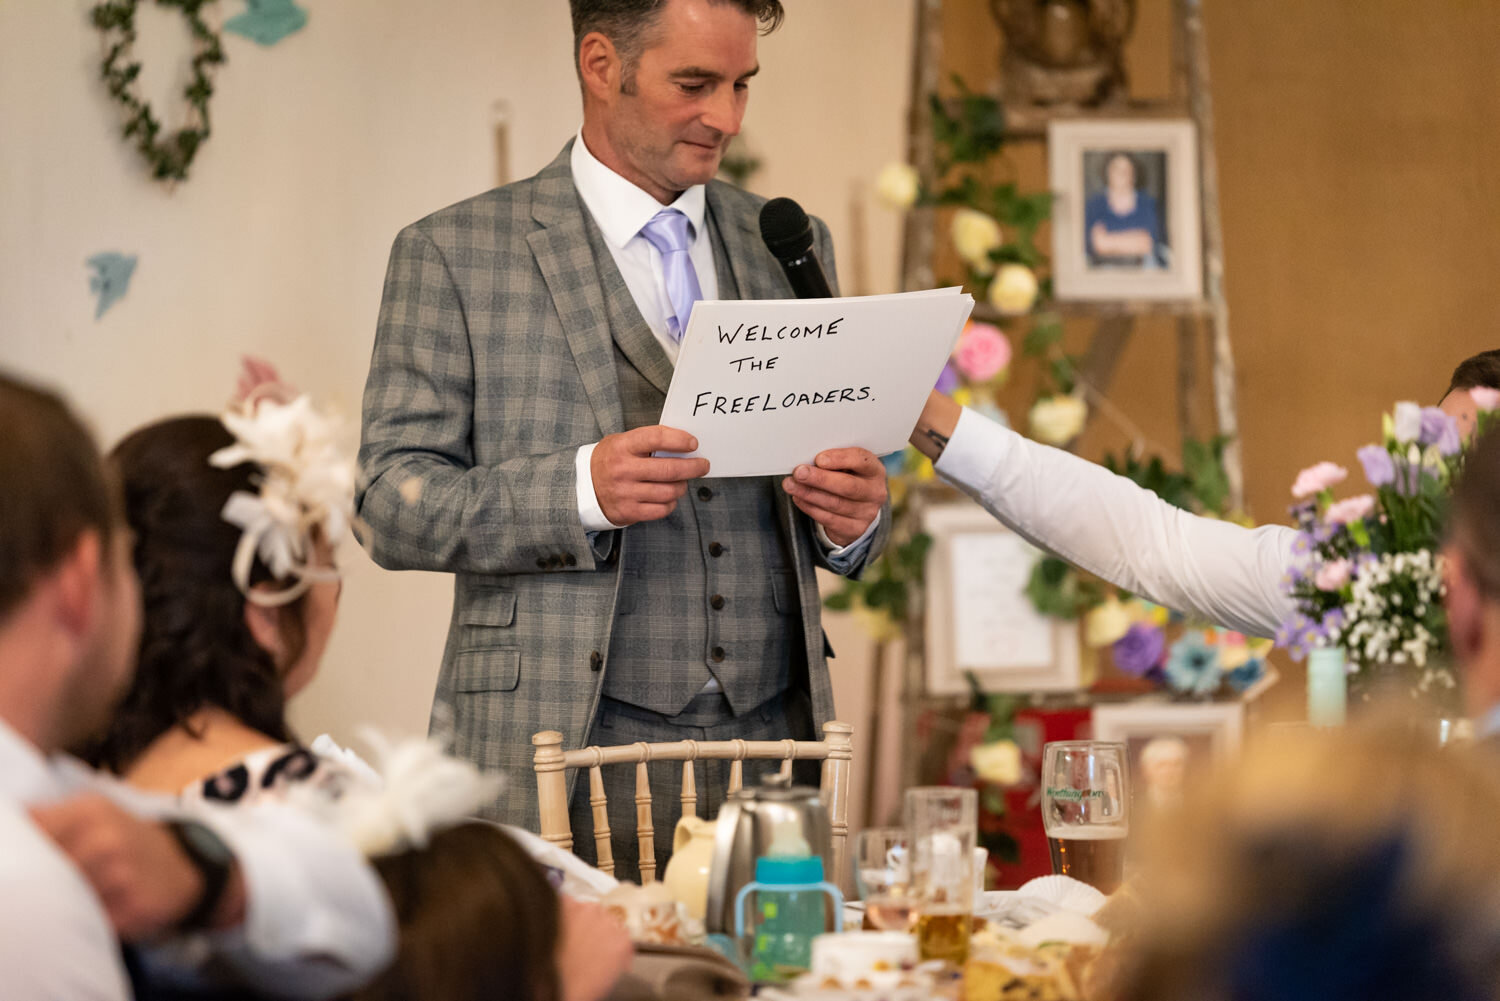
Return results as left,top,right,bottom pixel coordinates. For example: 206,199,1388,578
710,594,726,610
708,542,724,557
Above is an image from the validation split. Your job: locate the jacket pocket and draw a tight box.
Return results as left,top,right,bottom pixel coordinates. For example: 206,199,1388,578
463,591,517,627
451,647,521,693
771,571,799,615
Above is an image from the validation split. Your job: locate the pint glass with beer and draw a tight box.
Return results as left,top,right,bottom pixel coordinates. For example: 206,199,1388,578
1041,741,1128,894
904,787,976,965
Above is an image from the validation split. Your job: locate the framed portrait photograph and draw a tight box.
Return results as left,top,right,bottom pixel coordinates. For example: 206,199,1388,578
923,501,1082,695
1091,702,1242,814
1048,119,1203,302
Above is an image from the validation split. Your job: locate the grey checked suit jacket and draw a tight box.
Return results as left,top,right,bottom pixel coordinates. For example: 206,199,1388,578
357,142,891,831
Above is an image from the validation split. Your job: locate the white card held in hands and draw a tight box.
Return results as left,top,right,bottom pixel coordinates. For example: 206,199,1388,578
658,287,974,477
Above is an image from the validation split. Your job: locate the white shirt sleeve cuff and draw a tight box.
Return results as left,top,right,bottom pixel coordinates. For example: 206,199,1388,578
933,405,1015,492
576,443,624,532
815,511,880,557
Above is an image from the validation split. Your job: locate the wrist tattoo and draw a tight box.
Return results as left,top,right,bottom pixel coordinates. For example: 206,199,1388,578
924,427,950,454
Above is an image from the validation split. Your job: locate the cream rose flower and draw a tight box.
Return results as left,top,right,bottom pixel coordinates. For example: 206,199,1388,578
1084,597,1134,648
987,263,1039,316
1029,394,1088,446
874,162,920,210
951,209,1002,275
970,739,1023,786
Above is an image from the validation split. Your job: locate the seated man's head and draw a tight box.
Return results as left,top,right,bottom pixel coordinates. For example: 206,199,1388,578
0,373,141,751
80,416,342,774
1444,424,1500,717
1439,349,1500,438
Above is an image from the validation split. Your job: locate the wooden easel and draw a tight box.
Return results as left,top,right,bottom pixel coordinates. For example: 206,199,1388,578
877,0,1246,809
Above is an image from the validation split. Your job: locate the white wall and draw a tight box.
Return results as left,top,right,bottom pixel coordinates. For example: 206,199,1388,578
0,1,912,809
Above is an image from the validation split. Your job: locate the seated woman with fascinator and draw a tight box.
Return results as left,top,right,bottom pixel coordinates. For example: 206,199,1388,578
78,360,633,1001
78,361,364,802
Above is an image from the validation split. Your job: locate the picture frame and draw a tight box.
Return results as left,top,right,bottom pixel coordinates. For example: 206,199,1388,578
923,501,1082,695
1048,119,1203,302
1091,701,1243,811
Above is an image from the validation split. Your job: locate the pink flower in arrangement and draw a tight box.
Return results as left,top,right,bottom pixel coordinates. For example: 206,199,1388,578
1291,461,1349,500
1471,386,1500,411
951,321,1012,382
1324,494,1375,526
1314,558,1352,592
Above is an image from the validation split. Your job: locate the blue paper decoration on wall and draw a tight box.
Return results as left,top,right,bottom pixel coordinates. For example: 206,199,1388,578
87,253,138,320
224,0,308,47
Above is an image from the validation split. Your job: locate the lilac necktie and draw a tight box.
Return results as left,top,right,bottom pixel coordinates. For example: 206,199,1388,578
638,208,703,342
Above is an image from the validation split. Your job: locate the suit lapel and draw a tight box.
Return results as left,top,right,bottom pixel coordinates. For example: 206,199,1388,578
588,215,676,397
528,142,626,437
706,182,782,302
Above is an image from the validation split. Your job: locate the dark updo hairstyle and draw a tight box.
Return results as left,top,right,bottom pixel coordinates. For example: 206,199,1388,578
348,823,563,1001
79,415,305,773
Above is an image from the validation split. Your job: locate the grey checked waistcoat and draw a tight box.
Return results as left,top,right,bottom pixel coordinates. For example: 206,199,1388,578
583,208,800,716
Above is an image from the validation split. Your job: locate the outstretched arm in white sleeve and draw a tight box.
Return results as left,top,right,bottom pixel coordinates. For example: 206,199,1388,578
910,391,1295,638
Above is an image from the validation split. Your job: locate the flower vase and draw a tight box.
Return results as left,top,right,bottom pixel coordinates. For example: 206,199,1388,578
1306,646,1347,727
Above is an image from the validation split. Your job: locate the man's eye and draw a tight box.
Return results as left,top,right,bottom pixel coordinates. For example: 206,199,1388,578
678,82,707,95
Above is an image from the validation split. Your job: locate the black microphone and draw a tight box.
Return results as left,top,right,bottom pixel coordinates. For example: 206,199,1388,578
759,197,834,299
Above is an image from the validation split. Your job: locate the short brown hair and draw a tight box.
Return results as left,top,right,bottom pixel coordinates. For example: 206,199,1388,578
1444,349,1500,399
348,823,562,1001
0,372,117,622
570,0,783,86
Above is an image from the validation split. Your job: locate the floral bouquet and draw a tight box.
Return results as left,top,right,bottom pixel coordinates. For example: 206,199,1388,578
1277,391,1500,698
1086,596,1275,699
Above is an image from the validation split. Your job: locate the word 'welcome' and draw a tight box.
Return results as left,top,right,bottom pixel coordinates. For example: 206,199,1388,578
716,318,844,345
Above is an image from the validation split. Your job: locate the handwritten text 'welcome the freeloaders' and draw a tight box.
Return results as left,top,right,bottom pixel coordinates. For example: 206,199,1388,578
689,318,873,417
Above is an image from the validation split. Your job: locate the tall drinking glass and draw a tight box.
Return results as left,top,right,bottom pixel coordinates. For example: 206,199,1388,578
1041,741,1129,894
904,787,976,965
851,828,914,931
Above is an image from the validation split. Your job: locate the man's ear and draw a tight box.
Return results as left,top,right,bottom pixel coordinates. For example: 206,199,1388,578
52,530,103,640
577,31,621,101
243,600,284,664
1446,547,1483,662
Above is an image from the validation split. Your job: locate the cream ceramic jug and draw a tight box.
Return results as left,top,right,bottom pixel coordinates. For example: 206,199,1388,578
662,816,717,920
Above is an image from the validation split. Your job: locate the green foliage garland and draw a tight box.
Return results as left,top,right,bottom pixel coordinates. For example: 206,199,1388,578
91,0,226,183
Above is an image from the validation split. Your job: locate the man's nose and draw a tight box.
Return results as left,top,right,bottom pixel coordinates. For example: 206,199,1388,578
701,87,744,138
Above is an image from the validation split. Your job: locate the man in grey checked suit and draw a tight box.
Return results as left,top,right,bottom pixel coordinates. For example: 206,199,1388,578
357,0,890,878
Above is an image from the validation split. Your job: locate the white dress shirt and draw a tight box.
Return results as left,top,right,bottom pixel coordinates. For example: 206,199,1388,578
566,131,877,559
0,718,395,1000
935,406,1296,638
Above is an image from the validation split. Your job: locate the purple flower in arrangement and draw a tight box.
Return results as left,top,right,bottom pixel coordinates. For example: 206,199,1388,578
1111,622,1166,677
1357,445,1395,488
934,363,960,394
1164,633,1223,695
1417,407,1458,451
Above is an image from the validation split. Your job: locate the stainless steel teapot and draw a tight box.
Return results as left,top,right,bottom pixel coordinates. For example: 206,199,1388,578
704,772,832,935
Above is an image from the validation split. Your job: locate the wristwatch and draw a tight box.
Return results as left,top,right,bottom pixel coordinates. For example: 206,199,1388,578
165,818,235,932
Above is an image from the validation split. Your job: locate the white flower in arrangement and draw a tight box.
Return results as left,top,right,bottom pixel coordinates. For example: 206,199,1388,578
1028,394,1088,446
1392,401,1422,445
987,263,1039,316
1342,549,1446,671
951,208,1003,275
874,162,920,210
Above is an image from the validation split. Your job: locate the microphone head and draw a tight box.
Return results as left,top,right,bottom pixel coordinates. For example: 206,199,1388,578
759,197,815,260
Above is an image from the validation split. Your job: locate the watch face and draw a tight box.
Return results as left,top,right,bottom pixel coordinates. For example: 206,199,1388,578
177,820,234,866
